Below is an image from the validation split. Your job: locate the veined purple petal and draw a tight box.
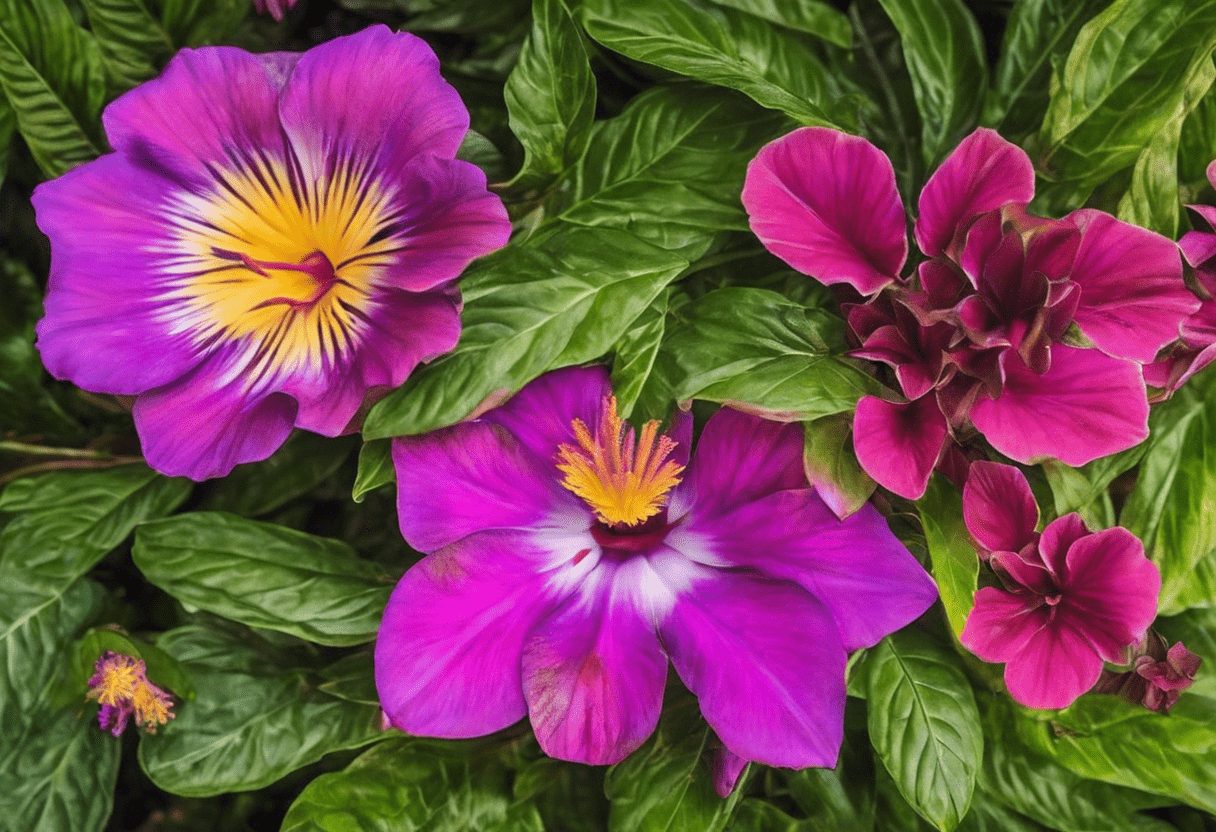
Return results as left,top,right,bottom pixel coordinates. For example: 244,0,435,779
521,558,667,765
1002,618,1104,710
659,567,847,769
969,346,1148,466
916,129,1035,258
959,587,1048,664
1066,209,1197,363
393,420,586,552
1038,513,1088,579
1062,528,1159,662
742,127,906,295
1179,227,1216,268
669,489,936,651
375,530,574,739
852,395,948,500
962,461,1039,555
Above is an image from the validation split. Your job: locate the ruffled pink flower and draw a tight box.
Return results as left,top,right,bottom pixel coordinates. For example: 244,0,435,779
253,0,297,21
743,128,1196,499
375,365,937,774
1092,633,1201,712
33,26,511,480
958,462,1160,710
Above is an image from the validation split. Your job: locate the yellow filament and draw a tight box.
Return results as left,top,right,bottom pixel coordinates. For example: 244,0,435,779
131,681,174,732
88,657,138,706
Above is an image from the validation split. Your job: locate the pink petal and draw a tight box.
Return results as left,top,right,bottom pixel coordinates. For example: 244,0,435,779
915,128,1035,257
969,346,1148,466
713,748,748,798
962,461,1039,554
1038,513,1089,579
1066,209,1197,363
1061,528,1159,662
1179,228,1216,269
742,127,906,295
1002,619,1104,710
960,586,1049,664
852,395,949,500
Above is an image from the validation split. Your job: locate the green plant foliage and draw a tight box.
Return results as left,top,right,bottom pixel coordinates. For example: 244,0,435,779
917,475,977,638
352,438,395,502
610,288,671,421
200,432,357,517
702,0,851,48
68,626,196,702
801,413,876,519
80,0,175,96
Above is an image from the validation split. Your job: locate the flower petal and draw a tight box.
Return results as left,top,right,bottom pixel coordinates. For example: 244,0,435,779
916,128,1035,257
1038,513,1089,578
1066,209,1197,363
962,461,1039,554
1002,618,1104,710
713,748,748,798
960,586,1049,664
659,568,847,768
1062,528,1159,662
742,127,906,295
668,489,936,651
969,346,1148,466
852,395,948,500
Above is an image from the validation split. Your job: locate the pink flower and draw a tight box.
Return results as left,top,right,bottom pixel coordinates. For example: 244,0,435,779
742,128,1197,499
1093,633,1202,712
957,462,1160,709
375,365,937,774
86,651,175,736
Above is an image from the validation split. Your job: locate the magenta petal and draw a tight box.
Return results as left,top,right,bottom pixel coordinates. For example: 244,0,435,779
1002,620,1104,710
1066,209,1197,362
521,560,667,765
660,570,846,768
742,127,906,295
1178,228,1216,268
1038,513,1089,578
713,748,748,798
959,587,1048,664
962,461,1039,554
375,531,567,738
393,421,585,552
1062,528,1159,662
915,129,1035,257
671,489,936,651
132,357,296,480
969,347,1148,466
852,395,948,500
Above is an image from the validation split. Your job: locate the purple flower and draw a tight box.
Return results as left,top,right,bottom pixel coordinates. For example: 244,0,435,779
86,651,175,735
33,26,511,480
253,0,297,21
958,462,1160,710
375,365,937,774
742,128,1197,499
1093,633,1202,712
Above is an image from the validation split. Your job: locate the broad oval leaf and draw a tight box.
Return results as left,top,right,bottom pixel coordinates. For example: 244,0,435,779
80,0,173,96
703,0,851,48
200,432,357,517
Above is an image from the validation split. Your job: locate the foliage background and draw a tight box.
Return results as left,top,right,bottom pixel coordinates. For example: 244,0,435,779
3,0,1216,830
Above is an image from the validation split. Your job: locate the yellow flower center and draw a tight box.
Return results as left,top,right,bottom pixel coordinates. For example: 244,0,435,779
131,681,174,733
88,655,138,706
556,395,684,528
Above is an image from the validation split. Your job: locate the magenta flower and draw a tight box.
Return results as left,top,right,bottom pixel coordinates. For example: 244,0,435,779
86,651,175,736
253,0,297,21
33,26,510,480
375,365,937,772
1093,633,1202,713
742,128,1197,499
958,462,1160,710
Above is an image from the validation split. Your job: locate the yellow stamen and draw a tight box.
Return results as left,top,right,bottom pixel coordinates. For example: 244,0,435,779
556,395,684,528
87,654,139,706
131,680,175,733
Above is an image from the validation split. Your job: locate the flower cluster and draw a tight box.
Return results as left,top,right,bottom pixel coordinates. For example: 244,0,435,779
743,128,1199,498
1092,633,1202,713
86,651,175,736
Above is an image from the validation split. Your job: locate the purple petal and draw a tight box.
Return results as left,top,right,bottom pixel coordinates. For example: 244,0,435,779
962,461,1039,554
969,346,1149,466
742,127,906,295
669,489,936,651
521,559,667,765
392,420,585,552
1038,513,1089,579
659,568,847,768
1002,619,1104,710
916,129,1035,257
959,587,1048,664
375,530,571,738
1178,228,1216,268
1062,528,1159,662
713,748,748,798
990,550,1051,594
852,395,949,500
1066,209,1197,363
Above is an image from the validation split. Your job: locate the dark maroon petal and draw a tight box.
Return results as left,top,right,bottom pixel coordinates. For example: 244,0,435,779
1061,528,1159,662
1002,618,1104,710
962,460,1039,554
958,210,1004,287
853,395,949,500
1023,220,1082,280
916,129,1035,257
742,127,906,295
917,258,970,311
960,586,1048,664
990,550,1051,595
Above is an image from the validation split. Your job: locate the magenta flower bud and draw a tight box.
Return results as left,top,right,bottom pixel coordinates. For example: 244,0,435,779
252,0,297,21
1096,633,1202,712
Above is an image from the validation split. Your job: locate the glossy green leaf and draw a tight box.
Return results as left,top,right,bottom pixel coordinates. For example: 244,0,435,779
281,738,544,832
1179,89,1216,186
658,287,879,420
514,753,609,832
703,0,850,48
0,93,14,185
156,0,247,47
0,0,106,177
783,719,878,830
863,629,983,831
802,413,875,520
353,439,395,502
954,794,1050,832
133,513,395,646
1040,443,1146,530
80,0,173,95
505,0,595,190
982,0,1111,140
875,0,986,166
138,625,384,797
1038,0,1216,200
605,687,740,832
581,0,839,127
917,474,977,638
316,651,379,706
200,432,357,517
611,289,670,421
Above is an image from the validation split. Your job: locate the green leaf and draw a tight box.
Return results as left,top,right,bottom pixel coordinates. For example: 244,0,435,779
514,753,609,832
1179,87,1216,185
658,287,880,420
605,686,741,832
611,289,670,421
0,465,192,589
0,92,14,184
200,432,356,517
1041,444,1146,530
1121,368,1216,614
982,0,1111,140
783,721,878,830
0,0,106,177
80,0,174,96
875,0,987,166
1038,0,1216,201
954,794,1050,832
316,651,379,706
138,625,384,797
916,475,977,638
862,629,983,831
133,513,395,647
156,0,247,47
504,0,595,190
353,439,395,503
702,0,851,48
581,0,839,127
802,413,876,519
